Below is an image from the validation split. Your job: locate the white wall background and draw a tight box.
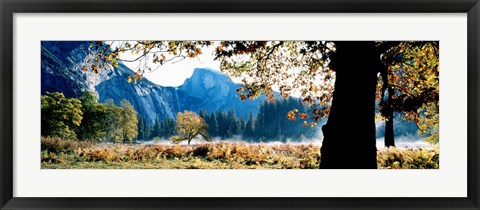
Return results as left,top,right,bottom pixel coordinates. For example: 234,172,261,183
13,13,467,197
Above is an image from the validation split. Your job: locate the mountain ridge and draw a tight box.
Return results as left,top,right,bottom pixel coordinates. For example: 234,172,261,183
41,42,263,124
41,41,181,125
177,67,264,119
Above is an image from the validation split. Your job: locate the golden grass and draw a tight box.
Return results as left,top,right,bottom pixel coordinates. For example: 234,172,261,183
41,137,439,169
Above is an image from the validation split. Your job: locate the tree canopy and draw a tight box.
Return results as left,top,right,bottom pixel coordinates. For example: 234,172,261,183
170,111,211,145
41,92,83,139
379,41,439,143
41,92,141,143
77,91,111,141
119,99,139,143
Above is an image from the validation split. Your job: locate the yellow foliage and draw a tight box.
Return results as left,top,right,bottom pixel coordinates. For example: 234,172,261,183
171,111,210,145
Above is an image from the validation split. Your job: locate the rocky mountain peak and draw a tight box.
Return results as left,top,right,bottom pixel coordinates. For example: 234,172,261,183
41,41,180,125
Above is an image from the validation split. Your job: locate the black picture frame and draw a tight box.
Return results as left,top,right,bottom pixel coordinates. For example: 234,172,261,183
1,0,479,209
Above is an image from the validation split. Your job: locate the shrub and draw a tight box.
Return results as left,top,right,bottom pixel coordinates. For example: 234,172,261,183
377,147,439,169
41,136,93,154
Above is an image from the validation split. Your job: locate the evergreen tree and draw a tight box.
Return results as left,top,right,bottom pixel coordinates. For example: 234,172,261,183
249,98,317,142
254,101,267,141
151,117,161,138
238,116,246,135
159,120,166,137
208,112,218,137
199,109,209,121
244,111,255,140
137,115,145,140
161,118,177,138
226,108,239,137
263,102,277,139
216,110,227,138
142,117,150,140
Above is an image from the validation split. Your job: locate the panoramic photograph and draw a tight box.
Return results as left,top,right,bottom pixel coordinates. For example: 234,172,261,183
41,41,439,169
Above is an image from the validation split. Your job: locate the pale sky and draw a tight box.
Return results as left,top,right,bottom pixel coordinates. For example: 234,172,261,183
118,45,221,87
112,42,319,98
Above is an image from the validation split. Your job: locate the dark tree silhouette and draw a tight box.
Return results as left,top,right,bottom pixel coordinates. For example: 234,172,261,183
319,42,380,168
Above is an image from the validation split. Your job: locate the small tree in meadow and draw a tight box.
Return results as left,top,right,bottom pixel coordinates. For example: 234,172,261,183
170,111,211,145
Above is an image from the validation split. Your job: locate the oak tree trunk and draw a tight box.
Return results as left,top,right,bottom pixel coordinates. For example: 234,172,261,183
320,41,380,169
384,86,395,147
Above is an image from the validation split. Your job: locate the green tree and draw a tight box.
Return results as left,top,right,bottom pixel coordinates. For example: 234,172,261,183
238,116,246,134
243,111,255,140
142,117,151,139
160,118,176,138
226,108,239,137
119,99,138,143
151,118,161,138
254,101,267,142
216,110,228,138
103,101,123,142
199,109,209,121
77,91,110,141
137,115,146,140
207,112,218,137
79,91,97,107
170,111,211,145
41,92,83,139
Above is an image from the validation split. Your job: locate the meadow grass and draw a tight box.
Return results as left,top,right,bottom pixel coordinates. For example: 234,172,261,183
41,137,439,169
